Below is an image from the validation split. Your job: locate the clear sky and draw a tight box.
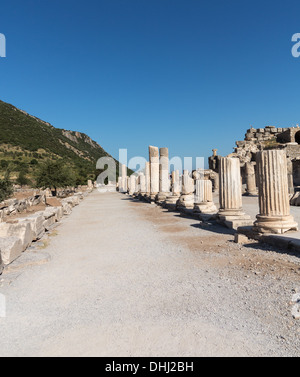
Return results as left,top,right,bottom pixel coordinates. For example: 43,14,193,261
1,0,300,167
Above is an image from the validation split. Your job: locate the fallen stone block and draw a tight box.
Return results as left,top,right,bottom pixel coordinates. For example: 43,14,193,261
234,233,250,244
74,192,84,200
0,221,33,250
42,209,57,231
0,236,24,266
21,213,45,241
61,201,72,215
67,196,80,207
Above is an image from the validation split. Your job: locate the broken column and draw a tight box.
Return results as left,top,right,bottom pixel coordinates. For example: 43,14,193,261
149,146,159,202
194,179,217,214
156,147,170,203
165,170,181,210
245,162,257,196
253,150,298,234
118,177,122,192
287,159,294,195
121,164,128,193
139,173,146,197
177,170,194,211
145,162,151,201
218,157,252,229
129,175,136,196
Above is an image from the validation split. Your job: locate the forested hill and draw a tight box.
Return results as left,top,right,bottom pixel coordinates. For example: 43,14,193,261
0,100,116,184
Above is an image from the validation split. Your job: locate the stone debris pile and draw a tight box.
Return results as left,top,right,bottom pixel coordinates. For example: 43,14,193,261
0,189,92,274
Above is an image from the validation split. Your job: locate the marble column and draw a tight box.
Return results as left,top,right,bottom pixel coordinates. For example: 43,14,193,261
177,170,194,210
165,170,181,209
117,177,122,192
218,157,252,229
149,146,159,202
253,150,298,234
145,161,151,201
245,162,257,196
287,159,294,195
194,179,217,214
139,173,146,196
156,147,170,203
129,174,136,196
119,164,128,193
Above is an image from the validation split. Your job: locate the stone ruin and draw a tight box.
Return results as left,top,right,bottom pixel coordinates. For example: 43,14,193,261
209,125,300,201
121,141,299,236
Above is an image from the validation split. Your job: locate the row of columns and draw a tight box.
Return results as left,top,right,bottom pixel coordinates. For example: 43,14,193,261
120,147,298,235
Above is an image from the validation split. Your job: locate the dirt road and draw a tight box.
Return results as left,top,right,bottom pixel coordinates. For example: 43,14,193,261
0,191,299,357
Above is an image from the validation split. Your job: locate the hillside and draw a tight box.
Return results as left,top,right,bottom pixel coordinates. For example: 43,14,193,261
0,100,117,185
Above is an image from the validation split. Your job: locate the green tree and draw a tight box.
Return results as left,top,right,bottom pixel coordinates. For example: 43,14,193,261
0,171,13,202
35,160,76,196
17,169,29,187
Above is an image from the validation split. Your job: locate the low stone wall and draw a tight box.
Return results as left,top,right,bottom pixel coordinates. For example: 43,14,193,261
0,185,91,222
0,190,91,274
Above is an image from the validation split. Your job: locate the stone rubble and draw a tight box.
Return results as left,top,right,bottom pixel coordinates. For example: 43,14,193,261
0,187,92,273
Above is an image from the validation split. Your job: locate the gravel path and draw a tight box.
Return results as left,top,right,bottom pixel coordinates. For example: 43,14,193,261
0,191,299,357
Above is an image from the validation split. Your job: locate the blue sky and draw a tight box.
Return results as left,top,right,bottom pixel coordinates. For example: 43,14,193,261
1,0,300,167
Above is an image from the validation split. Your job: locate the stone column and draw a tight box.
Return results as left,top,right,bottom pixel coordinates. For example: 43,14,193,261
139,173,146,196
149,146,159,202
194,180,217,214
156,147,170,203
245,162,257,196
287,159,294,195
177,170,194,211
165,170,181,210
254,150,298,234
145,162,151,200
121,164,128,193
117,177,122,192
129,175,136,196
218,157,252,229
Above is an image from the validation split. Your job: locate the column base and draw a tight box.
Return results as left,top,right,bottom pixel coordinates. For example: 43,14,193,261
194,202,217,214
253,215,298,234
244,190,258,196
217,209,253,230
164,194,180,211
150,193,158,203
177,194,194,209
156,192,169,204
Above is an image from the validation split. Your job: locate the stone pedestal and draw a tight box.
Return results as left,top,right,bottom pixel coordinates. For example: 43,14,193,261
253,150,298,234
177,171,194,210
165,170,181,210
245,162,257,196
156,147,170,203
218,157,252,229
149,146,159,202
194,180,217,214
